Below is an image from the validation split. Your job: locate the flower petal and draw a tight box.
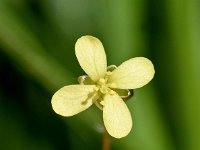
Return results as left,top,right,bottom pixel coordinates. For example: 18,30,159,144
108,57,155,89
75,35,107,82
51,85,96,116
103,92,132,138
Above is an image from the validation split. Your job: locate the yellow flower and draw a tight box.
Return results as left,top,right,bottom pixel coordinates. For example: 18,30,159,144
51,35,155,138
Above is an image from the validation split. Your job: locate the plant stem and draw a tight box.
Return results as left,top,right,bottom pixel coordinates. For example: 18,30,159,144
102,131,110,150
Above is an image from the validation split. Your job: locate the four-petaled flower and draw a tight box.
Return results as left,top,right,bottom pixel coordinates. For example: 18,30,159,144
51,35,155,138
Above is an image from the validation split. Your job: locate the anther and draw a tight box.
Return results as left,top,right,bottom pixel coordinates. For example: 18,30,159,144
106,71,112,76
100,100,105,106
107,83,116,88
98,78,106,85
93,87,99,91
109,90,115,95
100,86,108,94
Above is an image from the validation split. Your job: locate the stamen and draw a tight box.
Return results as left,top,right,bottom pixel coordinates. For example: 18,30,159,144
109,90,115,95
107,83,116,88
100,100,105,106
100,86,108,94
93,86,99,91
106,71,112,76
98,78,106,85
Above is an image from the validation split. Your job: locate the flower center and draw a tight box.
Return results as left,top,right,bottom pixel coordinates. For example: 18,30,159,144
97,78,106,86
93,70,117,110
97,77,114,95
97,78,107,94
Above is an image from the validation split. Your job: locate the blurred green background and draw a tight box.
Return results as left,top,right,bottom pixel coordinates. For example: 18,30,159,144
0,0,200,150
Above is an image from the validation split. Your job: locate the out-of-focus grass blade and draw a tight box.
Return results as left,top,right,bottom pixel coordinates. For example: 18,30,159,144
0,2,102,147
98,0,175,150
0,91,54,150
165,0,200,149
98,0,146,64
0,2,72,92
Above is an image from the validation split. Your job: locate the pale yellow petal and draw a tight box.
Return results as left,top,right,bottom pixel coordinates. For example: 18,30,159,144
75,35,107,82
103,92,132,138
51,85,96,116
108,57,155,89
